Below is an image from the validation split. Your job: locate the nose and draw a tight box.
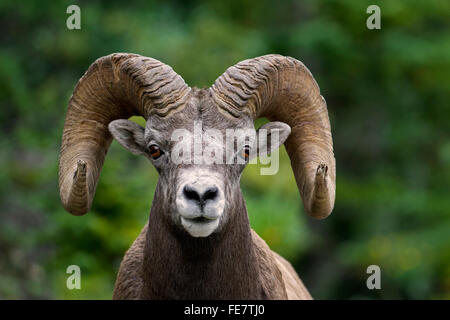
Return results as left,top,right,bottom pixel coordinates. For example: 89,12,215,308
183,185,218,209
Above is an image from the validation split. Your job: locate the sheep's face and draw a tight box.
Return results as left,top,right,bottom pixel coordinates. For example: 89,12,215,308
108,96,290,238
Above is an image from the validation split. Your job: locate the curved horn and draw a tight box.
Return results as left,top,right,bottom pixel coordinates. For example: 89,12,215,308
59,53,191,215
210,54,335,219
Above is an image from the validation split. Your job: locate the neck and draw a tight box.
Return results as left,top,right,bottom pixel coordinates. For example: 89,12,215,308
141,184,265,299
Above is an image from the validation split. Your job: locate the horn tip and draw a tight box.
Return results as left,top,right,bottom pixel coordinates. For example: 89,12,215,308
77,159,86,168
305,163,334,220
61,159,90,216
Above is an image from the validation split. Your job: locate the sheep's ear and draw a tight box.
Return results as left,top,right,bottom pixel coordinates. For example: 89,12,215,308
108,119,146,155
255,121,291,158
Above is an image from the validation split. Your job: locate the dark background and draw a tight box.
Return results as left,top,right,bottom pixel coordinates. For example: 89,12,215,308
0,0,449,299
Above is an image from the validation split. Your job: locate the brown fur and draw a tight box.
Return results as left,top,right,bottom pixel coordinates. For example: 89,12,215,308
113,224,311,300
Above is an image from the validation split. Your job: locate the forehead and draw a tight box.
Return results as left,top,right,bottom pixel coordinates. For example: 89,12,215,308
144,90,254,142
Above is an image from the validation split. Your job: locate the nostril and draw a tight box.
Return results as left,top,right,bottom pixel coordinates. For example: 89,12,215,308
183,186,200,202
202,186,218,202
182,185,219,209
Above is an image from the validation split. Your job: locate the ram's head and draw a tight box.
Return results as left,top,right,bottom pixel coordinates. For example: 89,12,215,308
59,54,335,238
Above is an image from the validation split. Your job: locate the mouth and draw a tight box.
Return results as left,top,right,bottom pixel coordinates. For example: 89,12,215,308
188,216,210,223
180,215,218,224
180,215,220,238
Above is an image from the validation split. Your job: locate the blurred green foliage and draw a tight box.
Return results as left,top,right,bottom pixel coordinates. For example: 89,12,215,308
0,0,449,299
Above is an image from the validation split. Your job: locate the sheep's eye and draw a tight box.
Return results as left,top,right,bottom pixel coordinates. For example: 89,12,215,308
242,145,250,161
149,144,162,159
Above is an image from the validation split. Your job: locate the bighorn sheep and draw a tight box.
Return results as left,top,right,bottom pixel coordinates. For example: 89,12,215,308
58,53,336,299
